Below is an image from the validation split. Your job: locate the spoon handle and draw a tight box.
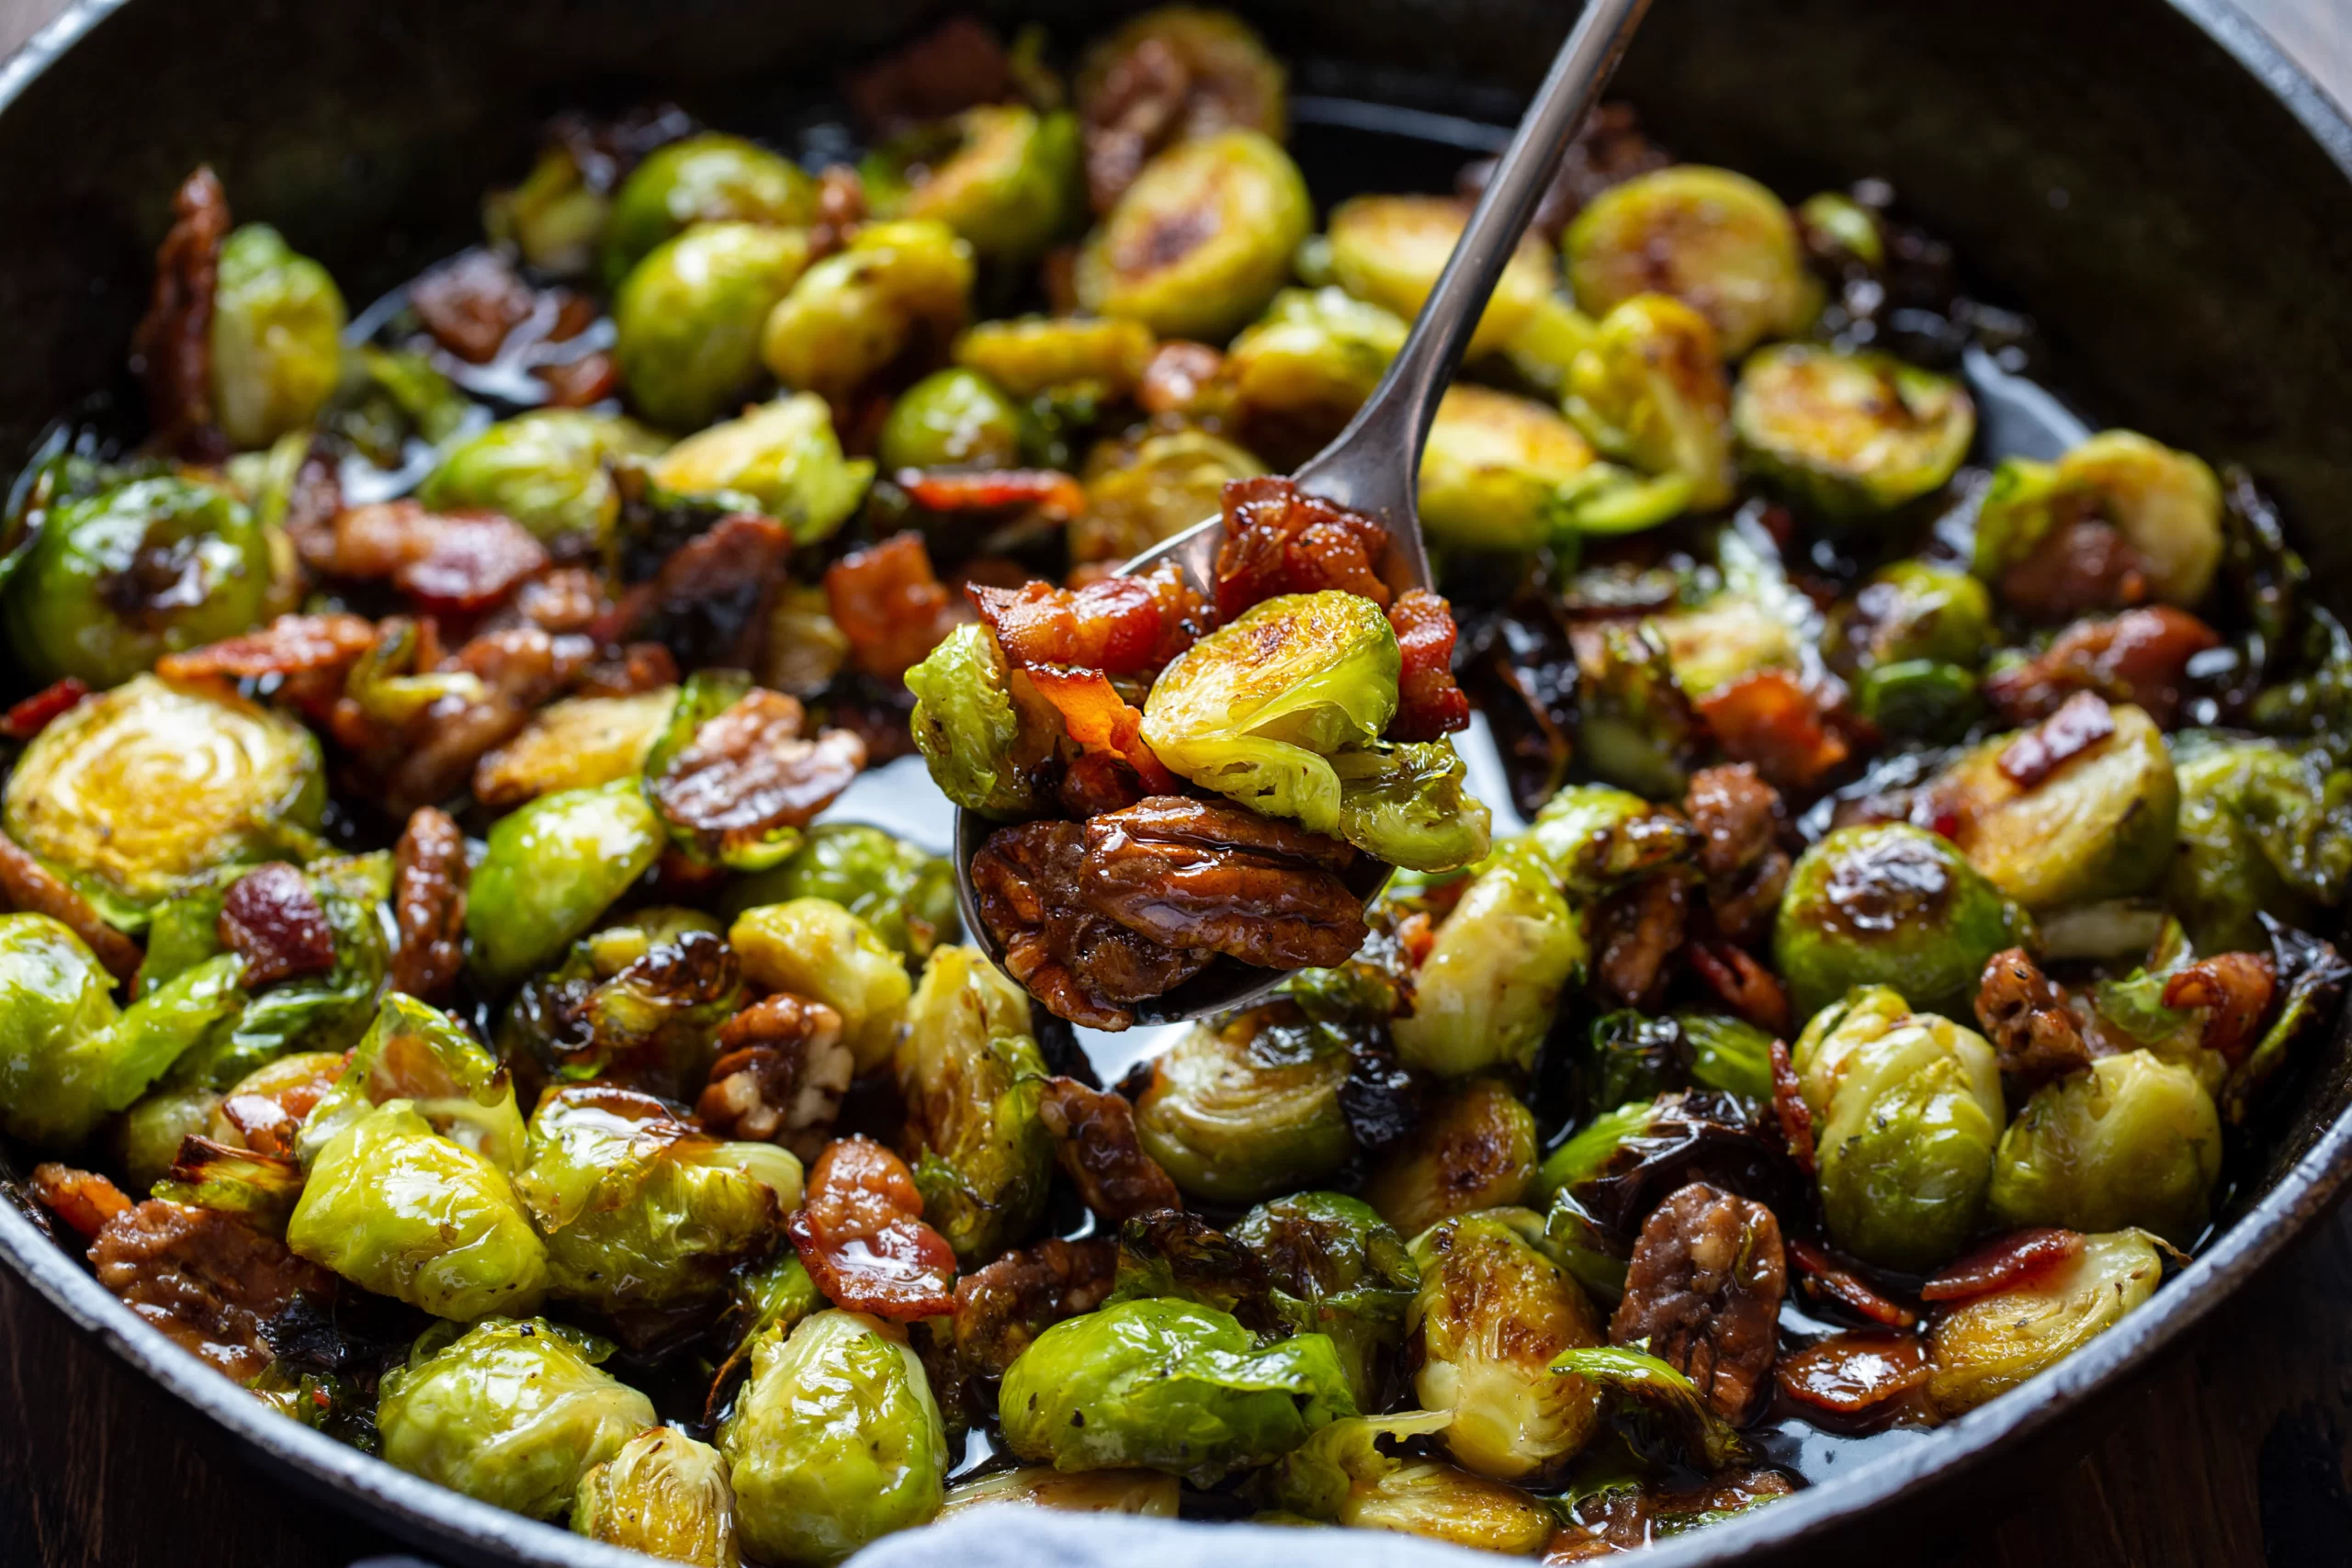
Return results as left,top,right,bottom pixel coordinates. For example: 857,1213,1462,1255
1294,0,1653,579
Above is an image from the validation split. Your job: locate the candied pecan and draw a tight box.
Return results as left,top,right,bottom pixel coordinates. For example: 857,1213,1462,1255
1786,1238,1917,1329
1775,1331,1930,1416
1591,874,1687,1011
1998,520,2149,623
825,532,961,681
1058,750,1153,818
1387,588,1471,740
649,690,866,863
788,1135,958,1320
846,14,1012,138
0,834,142,983
1081,32,1189,211
1983,606,2221,728
276,437,345,569
1696,670,1850,793
1080,796,1368,969
2163,952,2278,1064
808,164,867,260
973,820,1209,1030
129,165,230,462
157,614,379,684
1137,340,1227,418
1610,1181,1786,1421
29,1164,132,1240
576,641,680,698
900,468,1088,521
954,1236,1118,1378
390,807,468,1004
218,863,335,987
1683,763,1792,946
1023,667,1180,795
1920,1226,2086,1303
969,558,1203,678
513,567,612,636
632,514,791,671
1035,1074,1184,1221
350,625,596,816
1215,476,1392,621
1768,1038,1815,1177
1973,947,2092,1088
534,351,620,408
89,1199,334,1382
1689,941,1792,1039
409,249,537,363
1996,689,2116,788
0,677,90,741
318,502,551,615
696,993,852,1159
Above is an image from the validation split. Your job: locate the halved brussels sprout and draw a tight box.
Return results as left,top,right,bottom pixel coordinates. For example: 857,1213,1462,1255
1828,560,1994,739
998,1297,1354,1485
1415,384,1597,551
762,220,976,400
615,221,811,430
1647,592,1800,700
1075,7,1289,156
876,367,1025,471
1773,823,2030,1021
1326,195,1558,358
1233,1192,1419,1412
1988,1051,2222,1245
1565,165,1818,357
571,1427,740,1567
1227,286,1408,439
1792,985,2005,1270
1972,431,2224,606
4,674,323,923
868,105,1080,260
1939,701,2179,910
6,472,287,688
1796,189,1885,271
484,138,609,277
1363,1077,1539,1240
467,781,667,990
1927,1229,2164,1416
421,410,668,549
1140,591,1398,836
728,899,911,1073
474,688,676,807
906,624,1048,818
649,393,874,546
379,1316,653,1517
938,1467,1181,1519
1409,1208,1607,1481
1521,785,1697,897
1544,1344,1749,1472
724,823,957,964
956,314,1159,400
210,223,346,449
1733,344,1974,519
896,945,1053,1263
1075,130,1311,341
0,915,147,1145
1571,619,1702,798
1263,1412,1555,1553
1563,294,1732,512
1392,852,1588,1078
1076,426,1264,565
1497,289,1598,400
1331,741,1492,874
719,1310,949,1565
495,915,741,1105
602,131,819,287
1133,1006,1353,1204
300,990,526,1169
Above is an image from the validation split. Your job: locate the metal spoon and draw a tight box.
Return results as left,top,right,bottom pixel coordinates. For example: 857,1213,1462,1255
954,0,1655,1026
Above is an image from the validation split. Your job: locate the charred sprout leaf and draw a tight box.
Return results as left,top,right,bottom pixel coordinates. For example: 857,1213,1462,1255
1926,1229,2164,1416
1392,852,1587,1078
1105,1210,1279,1331
1330,740,1492,873
1733,344,1973,520
1133,1007,1353,1205
1525,785,1697,897
1547,1345,1750,1472
1362,1077,1538,1241
1988,1050,2221,1245
1774,823,2030,1021
896,944,1054,1263
1232,1192,1418,1412
1076,130,1310,341
570,1427,740,1567
152,1136,303,1234
2230,914,2352,1123
906,624,1046,818
1536,1091,1798,1242
1572,620,1703,799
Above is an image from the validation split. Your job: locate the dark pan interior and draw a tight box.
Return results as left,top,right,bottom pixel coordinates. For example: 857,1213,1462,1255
0,0,2350,1563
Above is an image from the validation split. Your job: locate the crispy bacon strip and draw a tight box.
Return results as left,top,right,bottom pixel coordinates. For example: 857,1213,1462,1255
1982,606,2221,728
1775,1331,1930,1416
129,165,230,461
156,614,379,683
824,532,961,681
0,835,141,983
218,863,335,988
29,1164,132,1240
1690,940,1792,1038
0,678,90,741
1023,666,1180,795
409,250,536,363
1386,589,1470,740
1768,1037,1815,1177
1786,1237,1917,1329
788,1135,958,1320
968,558,1202,678
899,468,1088,520
1035,1076,1183,1222
316,502,551,615
1920,1227,2086,1303
2163,952,2278,1064
1214,475,1392,621
1996,690,2116,788
1697,670,1849,793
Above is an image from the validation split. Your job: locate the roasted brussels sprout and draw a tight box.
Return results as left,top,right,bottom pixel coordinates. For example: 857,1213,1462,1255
724,823,956,963
1570,619,1703,798
648,393,873,545
1140,591,1397,838
379,1317,654,1517
1233,1192,1419,1411
210,223,346,449
1409,1209,1607,1481
484,135,611,277
615,221,810,430
571,1427,741,1567
905,623,1048,818
1733,344,1974,520
954,314,1159,400
728,899,911,1073
466,781,667,990
0,916,143,1145
868,105,1080,260
1075,130,1311,341
1927,1229,2164,1416
474,688,676,808
496,916,742,1105
938,1467,1181,1519
1988,1051,2222,1245
1415,384,1596,551
896,945,1054,1262
1828,560,1994,739
5,472,287,688
1227,287,1407,439
421,410,667,548
1326,195,1557,358
876,367,1025,471
762,220,976,400
1545,1344,1749,1472
1076,426,1265,565
1363,1077,1539,1240
1391,853,1587,1078
1331,741,1492,875
1647,592,1800,700
1262,1412,1555,1553
1938,701,2179,910
998,1296,1355,1484
2164,739,2345,953
1522,784,1697,897
1132,1007,1353,1205
1565,165,1818,357
1075,7,1289,178
1972,431,2224,607
1575,1010,1776,1112
1563,294,1732,513
1773,824,2030,1020
300,990,526,1169
1792,985,2005,1270
718,1309,949,1565
603,131,818,287
5,673,323,923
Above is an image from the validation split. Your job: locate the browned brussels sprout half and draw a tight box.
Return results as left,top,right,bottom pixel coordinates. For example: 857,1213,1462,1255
1928,1229,2164,1416
1076,130,1311,341
1566,165,1820,357
1774,823,2030,1021
1733,344,1974,520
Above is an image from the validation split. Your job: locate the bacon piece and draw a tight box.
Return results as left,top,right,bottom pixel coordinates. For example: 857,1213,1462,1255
648,691,867,863
1996,690,2116,788
156,614,379,684
1982,607,2221,728
1137,341,1227,418
513,567,611,636
1997,520,2149,623
218,863,335,988
1974,947,2092,1088
1023,667,1180,795
214,1054,345,1160
1036,1075,1185,1223
89,1199,334,1382
1386,589,1470,740
317,502,551,615
954,1236,1119,1377
968,558,1202,678
899,468,1088,520
788,1135,958,1320
1786,1238,1917,1329
0,678,90,741
577,641,681,698
1775,1331,1930,1416
338,624,596,816
1697,670,1850,793
824,532,961,682
0,835,142,983
129,165,230,462
1214,476,1392,621
1768,1037,1815,1177
2163,952,2278,1064
390,807,468,1004
1919,1226,2087,1303
1690,941,1792,1038
971,820,1209,1031
845,14,1012,138
29,1164,132,1240
409,249,537,363
534,352,620,408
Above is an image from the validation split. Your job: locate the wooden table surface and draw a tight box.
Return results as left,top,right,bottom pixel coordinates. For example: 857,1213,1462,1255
0,2,2348,1565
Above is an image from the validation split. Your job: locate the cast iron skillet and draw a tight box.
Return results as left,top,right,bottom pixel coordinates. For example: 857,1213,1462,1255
1,1,2349,1564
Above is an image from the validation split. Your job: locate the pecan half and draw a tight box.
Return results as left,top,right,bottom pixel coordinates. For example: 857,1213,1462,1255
1684,763,1792,946
788,1135,958,1320
409,249,536,364
973,820,1209,1030
696,993,852,1159
1591,874,1687,1011
631,514,791,671
157,614,379,684
0,834,143,983
1610,1181,1786,1421
89,1199,334,1382
954,1236,1117,1378
1973,947,2091,1088
314,502,551,615
218,863,335,988
1996,520,2149,623
390,807,468,1004
1080,795,1368,970
1689,941,1793,1039
649,690,866,864
129,165,230,462
1036,1074,1184,1222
